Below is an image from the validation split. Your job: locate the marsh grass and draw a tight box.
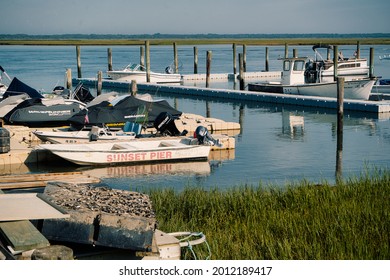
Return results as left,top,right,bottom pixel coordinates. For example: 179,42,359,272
148,170,390,260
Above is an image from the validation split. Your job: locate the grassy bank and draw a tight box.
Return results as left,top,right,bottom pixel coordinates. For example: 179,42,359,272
148,170,389,260
1,38,390,46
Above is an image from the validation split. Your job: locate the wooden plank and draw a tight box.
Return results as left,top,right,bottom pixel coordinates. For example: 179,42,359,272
0,193,69,221
0,172,100,190
0,172,84,183
0,220,50,251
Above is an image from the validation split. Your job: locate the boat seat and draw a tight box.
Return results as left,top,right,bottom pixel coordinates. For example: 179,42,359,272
111,143,137,150
123,122,142,135
158,141,176,147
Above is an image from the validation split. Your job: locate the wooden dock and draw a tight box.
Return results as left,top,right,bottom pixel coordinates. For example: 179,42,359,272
0,172,101,190
74,76,390,114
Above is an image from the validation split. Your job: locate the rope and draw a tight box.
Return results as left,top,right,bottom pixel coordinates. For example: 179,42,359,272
168,231,212,260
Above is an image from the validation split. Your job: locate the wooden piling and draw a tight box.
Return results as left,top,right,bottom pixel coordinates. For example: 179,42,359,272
131,80,137,96
173,42,178,74
107,48,112,71
66,69,72,90
140,46,145,67
293,48,298,58
333,45,338,81
284,43,288,58
76,46,82,79
239,53,244,90
97,71,102,96
356,41,361,59
232,43,237,75
336,77,344,181
206,51,212,88
369,47,375,79
193,47,198,74
145,41,151,83
265,47,269,71
243,44,247,72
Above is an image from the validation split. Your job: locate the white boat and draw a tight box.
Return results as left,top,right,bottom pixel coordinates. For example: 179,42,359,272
379,54,390,60
37,138,211,166
306,44,369,82
248,56,376,100
107,63,182,84
372,79,390,94
32,125,137,144
0,82,7,96
0,65,11,97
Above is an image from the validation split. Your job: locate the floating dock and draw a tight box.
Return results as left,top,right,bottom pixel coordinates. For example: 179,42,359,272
74,73,390,114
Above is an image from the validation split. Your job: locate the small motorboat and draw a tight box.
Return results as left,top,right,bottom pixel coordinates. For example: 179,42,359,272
107,63,182,84
248,56,376,100
37,136,212,166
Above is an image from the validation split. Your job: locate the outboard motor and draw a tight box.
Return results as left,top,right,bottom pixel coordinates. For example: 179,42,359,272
194,125,222,147
154,112,187,136
165,66,174,74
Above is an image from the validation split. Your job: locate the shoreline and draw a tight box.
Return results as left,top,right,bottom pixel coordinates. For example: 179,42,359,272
1,38,390,46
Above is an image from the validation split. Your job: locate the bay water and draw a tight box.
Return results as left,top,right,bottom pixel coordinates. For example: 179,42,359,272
1,43,390,191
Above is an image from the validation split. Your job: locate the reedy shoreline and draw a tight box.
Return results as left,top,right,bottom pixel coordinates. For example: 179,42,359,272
148,169,390,260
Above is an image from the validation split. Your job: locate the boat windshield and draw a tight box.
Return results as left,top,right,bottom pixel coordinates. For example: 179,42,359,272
125,64,146,71
293,60,305,71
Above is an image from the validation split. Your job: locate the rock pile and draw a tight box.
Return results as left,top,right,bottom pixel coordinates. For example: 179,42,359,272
45,182,155,219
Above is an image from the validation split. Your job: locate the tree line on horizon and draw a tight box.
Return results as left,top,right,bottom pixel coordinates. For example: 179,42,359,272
1,33,390,40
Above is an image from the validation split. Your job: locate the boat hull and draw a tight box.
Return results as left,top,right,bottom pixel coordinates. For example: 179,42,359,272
248,78,375,100
38,139,211,166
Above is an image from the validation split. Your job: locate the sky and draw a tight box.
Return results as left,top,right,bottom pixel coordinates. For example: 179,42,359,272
1,0,389,35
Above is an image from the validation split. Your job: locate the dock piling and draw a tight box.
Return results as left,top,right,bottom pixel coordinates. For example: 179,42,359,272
145,41,151,83
333,46,339,81
97,71,102,96
243,44,247,72
206,51,212,88
131,80,137,96
76,46,82,79
140,46,145,67
232,43,237,75
284,43,288,58
107,48,112,71
265,47,269,71
239,53,244,90
369,47,375,79
173,42,178,74
336,77,344,181
193,47,198,74
66,69,72,90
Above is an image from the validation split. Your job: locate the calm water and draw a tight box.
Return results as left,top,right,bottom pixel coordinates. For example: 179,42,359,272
1,44,390,191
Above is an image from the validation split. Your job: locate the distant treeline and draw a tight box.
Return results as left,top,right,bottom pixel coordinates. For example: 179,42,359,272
1,33,390,40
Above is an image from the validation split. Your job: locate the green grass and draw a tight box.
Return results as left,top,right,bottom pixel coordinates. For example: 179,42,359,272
148,169,390,260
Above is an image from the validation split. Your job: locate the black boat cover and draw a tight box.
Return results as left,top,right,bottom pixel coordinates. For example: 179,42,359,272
69,95,182,127
3,98,85,127
2,77,44,99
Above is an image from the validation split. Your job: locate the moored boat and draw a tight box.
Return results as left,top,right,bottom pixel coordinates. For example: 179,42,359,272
248,56,376,100
37,137,212,166
107,63,182,84
306,44,370,82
